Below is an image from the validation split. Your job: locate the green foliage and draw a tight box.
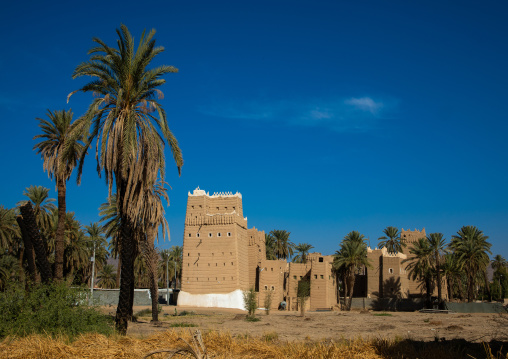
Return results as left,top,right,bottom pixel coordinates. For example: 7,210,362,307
378,226,406,254
264,290,273,315
297,279,311,317
245,316,261,322
0,283,113,338
243,287,258,318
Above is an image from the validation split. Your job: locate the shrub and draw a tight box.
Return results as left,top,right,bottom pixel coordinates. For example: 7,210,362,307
169,322,198,328
0,283,113,338
264,290,273,315
243,287,257,319
297,279,310,317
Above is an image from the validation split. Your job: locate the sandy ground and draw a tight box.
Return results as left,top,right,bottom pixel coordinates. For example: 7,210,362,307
102,305,508,343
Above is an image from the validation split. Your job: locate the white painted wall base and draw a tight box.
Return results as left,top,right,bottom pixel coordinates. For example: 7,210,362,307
177,289,246,310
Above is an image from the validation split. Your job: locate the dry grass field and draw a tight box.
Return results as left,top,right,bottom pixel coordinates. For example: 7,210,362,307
1,306,507,358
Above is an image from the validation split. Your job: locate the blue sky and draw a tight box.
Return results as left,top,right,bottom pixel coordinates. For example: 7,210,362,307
0,0,506,258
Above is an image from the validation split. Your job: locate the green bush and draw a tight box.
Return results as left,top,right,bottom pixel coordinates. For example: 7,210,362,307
0,282,114,338
243,287,257,319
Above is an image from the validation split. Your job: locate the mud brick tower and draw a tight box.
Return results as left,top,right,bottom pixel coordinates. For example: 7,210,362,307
179,187,264,309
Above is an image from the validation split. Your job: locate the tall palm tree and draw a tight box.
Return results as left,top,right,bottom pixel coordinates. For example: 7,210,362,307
427,232,447,304
492,255,506,273
33,109,84,281
97,264,117,289
441,253,462,301
450,226,491,302
333,231,370,310
403,237,433,307
378,226,406,254
269,230,294,260
68,25,183,334
292,243,314,264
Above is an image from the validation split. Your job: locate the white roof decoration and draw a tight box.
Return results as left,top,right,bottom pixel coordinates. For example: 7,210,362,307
188,187,242,198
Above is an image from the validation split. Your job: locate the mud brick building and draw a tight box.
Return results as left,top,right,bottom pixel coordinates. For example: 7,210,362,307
178,188,441,310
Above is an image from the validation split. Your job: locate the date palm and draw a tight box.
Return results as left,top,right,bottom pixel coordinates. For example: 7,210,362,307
97,264,117,289
18,185,56,233
441,253,462,301
450,226,491,302
403,237,433,307
492,255,506,273
68,24,183,334
333,231,370,310
427,232,447,304
34,109,84,281
269,230,294,260
0,206,20,252
264,233,277,260
84,223,108,286
292,243,314,264
378,226,406,254
99,194,121,287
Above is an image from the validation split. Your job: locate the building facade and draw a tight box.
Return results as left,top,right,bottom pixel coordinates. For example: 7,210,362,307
179,188,441,310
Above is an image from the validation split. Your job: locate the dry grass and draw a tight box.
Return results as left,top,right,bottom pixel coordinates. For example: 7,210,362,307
0,330,506,359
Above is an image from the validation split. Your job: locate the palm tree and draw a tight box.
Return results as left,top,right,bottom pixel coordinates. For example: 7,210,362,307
18,185,56,233
441,253,462,301
492,255,506,273
0,206,20,252
97,264,117,289
33,109,84,281
264,233,277,260
99,194,121,287
427,232,447,304
333,231,370,310
403,237,433,307
450,226,491,302
84,223,108,287
269,230,294,260
68,25,183,334
378,226,406,254
168,245,183,285
292,243,314,264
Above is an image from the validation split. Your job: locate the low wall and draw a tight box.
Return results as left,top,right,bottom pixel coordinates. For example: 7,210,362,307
177,289,245,310
92,289,171,306
348,297,425,311
445,302,507,313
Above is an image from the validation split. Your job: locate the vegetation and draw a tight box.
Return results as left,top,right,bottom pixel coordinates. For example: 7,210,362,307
0,282,113,338
297,278,310,317
292,242,314,264
243,287,257,319
264,289,273,315
68,24,183,334
378,226,406,254
269,229,295,260
333,231,371,311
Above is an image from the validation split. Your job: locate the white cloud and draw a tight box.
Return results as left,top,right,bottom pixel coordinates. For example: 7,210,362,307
199,95,395,133
344,97,384,114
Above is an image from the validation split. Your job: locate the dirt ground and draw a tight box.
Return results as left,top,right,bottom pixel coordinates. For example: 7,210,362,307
103,305,508,343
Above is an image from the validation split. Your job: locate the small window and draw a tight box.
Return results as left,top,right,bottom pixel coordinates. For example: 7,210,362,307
216,207,219,210
196,233,200,238
208,233,212,237
231,262,233,265
188,233,191,237
319,257,324,262
271,268,273,271
389,268,394,274
271,286,274,290
224,263,226,266
264,285,268,290
225,207,228,210
199,205,202,208
191,205,194,209
314,275,317,279
227,232,232,237
198,253,200,256
320,275,324,279
300,276,303,279
187,253,189,256
215,263,217,266
293,275,297,280
217,233,222,237
208,263,210,266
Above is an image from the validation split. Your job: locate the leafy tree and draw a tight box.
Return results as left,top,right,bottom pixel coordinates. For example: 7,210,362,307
97,264,117,289
378,226,406,254
33,109,84,281
269,230,294,260
0,254,21,290
297,279,311,317
68,24,183,334
292,243,314,264
403,237,433,307
450,226,491,302
333,231,370,310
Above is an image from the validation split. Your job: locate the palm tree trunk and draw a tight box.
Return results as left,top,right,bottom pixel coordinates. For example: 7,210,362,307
447,277,453,301
347,271,355,311
54,178,66,281
19,202,52,283
116,256,121,288
483,271,492,302
16,216,38,284
144,225,159,322
467,272,474,302
436,253,442,304
426,276,432,308
115,218,136,334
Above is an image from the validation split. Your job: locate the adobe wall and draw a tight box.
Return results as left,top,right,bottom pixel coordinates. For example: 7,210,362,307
247,227,266,288
258,259,286,309
286,262,311,311
309,255,336,310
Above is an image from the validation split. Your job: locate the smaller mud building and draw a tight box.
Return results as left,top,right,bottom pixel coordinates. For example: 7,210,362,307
179,188,438,310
